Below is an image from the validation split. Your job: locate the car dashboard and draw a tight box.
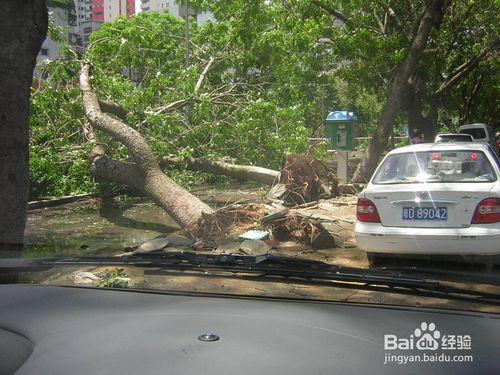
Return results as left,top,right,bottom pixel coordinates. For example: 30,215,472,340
0,285,499,374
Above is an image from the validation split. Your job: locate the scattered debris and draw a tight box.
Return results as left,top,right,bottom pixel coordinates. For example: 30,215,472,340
186,203,265,243
216,242,241,253
310,226,336,250
317,202,339,211
238,230,269,241
28,193,97,211
292,209,355,224
263,237,280,248
164,234,194,248
338,184,358,195
239,239,273,255
262,206,289,224
133,237,170,254
193,240,206,250
269,214,335,249
73,271,99,285
266,183,287,201
134,193,357,255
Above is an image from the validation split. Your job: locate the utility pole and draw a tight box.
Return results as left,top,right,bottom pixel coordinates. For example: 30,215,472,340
184,0,190,68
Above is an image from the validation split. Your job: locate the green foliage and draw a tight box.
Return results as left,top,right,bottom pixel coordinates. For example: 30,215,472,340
85,10,324,169
30,57,96,200
30,1,498,199
96,268,131,288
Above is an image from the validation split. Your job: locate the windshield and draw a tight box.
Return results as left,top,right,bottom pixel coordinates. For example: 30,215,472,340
372,151,497,184
1,0,500,318
460,128,487,139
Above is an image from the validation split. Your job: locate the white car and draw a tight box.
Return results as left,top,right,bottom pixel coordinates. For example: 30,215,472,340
355,143,500,258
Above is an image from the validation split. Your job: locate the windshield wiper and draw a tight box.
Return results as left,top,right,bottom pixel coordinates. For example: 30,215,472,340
2,252,500,306
375,265,500,286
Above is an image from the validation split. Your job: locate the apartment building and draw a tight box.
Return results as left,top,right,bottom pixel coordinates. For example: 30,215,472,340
140,0,214,25
71,0,136,52
38,7,69,63
38,0,136,62
91,0,136,23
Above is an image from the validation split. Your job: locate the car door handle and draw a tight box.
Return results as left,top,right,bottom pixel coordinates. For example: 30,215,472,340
390,200,460,205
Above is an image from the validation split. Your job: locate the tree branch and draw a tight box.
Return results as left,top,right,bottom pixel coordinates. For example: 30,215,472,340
98,99,128,120
153,98,192,116
383,5,410,40
160,156,280,185
80,63,213,228
81,63,159,171
433,44,494,99
194,57,215,95
373,11,386,34
311,0,348,23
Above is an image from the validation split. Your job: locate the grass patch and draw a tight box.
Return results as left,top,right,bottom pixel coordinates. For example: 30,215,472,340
96,268,131,288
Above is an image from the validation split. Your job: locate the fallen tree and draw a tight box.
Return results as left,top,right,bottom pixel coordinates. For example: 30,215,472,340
80,63,349,247
80,63,213,228
161,153,342,205
160,156,280,185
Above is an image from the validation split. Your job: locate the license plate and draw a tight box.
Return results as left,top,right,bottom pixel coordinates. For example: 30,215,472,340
402,207,447,221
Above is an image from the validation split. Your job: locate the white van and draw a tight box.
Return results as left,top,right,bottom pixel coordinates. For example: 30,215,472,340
459,123,497,152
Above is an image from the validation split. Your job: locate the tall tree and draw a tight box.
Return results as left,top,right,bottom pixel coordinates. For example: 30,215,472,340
404,0,498,139
351,0,449,182
0,1,48,247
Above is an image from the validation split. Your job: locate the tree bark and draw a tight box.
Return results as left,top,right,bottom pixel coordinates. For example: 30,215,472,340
80,64,213,228
406,83,439,142
405,42,492,142
160,156,280,185
98,99,128,120
0,1,48,246
352,0,448,183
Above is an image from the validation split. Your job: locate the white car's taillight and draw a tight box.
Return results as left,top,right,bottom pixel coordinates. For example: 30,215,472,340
356,198,381,223
471,198,500,224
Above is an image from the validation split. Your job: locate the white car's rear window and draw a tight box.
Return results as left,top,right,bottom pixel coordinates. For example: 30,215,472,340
372,150,497,184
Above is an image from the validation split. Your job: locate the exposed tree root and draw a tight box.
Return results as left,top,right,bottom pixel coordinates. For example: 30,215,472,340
184,203,266,243
268,214,335,249
278,153,338,205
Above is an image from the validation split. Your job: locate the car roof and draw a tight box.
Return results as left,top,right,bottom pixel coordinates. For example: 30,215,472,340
459,123,488,129
388,142,491,154
436,133,471,136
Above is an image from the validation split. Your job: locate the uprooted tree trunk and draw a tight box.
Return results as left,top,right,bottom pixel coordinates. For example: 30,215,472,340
80,63,213,228
160,156,280,185
80,62,351,247
351,0,449,183
160,153,348,205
